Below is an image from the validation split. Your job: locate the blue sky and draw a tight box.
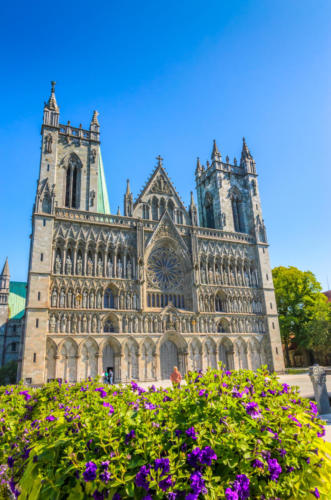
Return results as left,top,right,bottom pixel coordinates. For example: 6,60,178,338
0,0,330,289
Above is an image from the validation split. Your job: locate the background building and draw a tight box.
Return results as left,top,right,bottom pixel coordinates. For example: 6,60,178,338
0,259,26,377
20,83,285,385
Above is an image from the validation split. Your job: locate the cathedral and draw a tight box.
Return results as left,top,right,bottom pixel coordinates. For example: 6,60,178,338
20,82,285,385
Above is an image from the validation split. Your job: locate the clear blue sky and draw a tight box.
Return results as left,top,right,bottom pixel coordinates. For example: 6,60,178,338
0,0,330,289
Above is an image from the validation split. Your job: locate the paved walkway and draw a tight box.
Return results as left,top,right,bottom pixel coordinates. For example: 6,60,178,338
137,373,331,443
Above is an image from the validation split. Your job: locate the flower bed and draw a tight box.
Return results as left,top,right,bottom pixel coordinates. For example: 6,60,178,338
0,367,330,499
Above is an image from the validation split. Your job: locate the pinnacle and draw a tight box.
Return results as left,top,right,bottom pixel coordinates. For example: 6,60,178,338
241,136,253,163
190,191,196,206
1,257,9,277
91,110,100,126
211,139,221,161
126,179,131,195
45,81,59,111
117,206,121,216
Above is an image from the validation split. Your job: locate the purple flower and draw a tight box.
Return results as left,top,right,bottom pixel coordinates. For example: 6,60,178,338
311,488,320,498
187,447,201,467
83,461,97,482
186,427,197,440
93,490,105,500
145,402,157,410
199,446,217,466
198,389,207,397
175,429,182,437
252,459,264,468
95,387,107,398
159,475,173,491
125,429,135,444
281,383,290,394
267,458,282,482
142,496,153,500
232,388,243,398
101,461,110,470
100,470,111,483
317,427,325,438
7,456,14,468
155,458,170,476
46,415,56,421
135,465,151,490
225,488,239,500
112,494,121,500
163,396,173,402
279,449,287,457
245,402,261,419
19,391,32,401
286,466,295,473
288,415,302,427
309,401,318,416
190,471,207,495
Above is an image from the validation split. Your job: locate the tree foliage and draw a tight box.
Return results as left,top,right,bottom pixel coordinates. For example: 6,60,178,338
272,266,330,365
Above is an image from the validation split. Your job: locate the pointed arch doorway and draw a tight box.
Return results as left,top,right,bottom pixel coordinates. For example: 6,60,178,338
160,340,178,379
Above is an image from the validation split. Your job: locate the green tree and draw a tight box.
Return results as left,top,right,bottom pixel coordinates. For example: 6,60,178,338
272,266,330,366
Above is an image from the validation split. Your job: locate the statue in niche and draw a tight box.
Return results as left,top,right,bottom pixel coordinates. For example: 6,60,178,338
82,291,87,308
97,258,103,276
132,294,137,309
55,255,61,274
221,213,226,228
90,291,95,308
72,316,77,333
60,315,66,333
87,257,93,275
65,255,72,275
200,267,206,283
208,267,213,284
133,317,138,333
45,134,52,153
127,261,132,279
82,315,87,332
91,149,97,163
49,315,56,332
117,259,123,278
96,292,102,309
90,190,95,207
120,294,124,309
76,256,83,275
107,259,113,277
60,290,65,308
91,316,97,333
51,289,57,307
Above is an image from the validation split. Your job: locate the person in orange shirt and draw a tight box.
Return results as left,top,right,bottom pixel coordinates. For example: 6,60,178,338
170,366,182,388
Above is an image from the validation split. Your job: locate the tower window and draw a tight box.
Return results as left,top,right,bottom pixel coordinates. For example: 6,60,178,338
266,274,269,280
270,302,273,309
47,164,50,172
38,292,41,301
272,322,275,329
33,353,37,363
36,319,39,328
232,196,244,232
65,155,81,209
204,192,215,228
40,253,44,262
43,219,46,226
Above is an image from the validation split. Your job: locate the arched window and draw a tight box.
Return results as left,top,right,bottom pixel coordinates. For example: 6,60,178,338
143,204,150,219
104,288,115,309
232,196,244,232
65,155,81,209
204,192,215,228
152,197,158,220
104,319,115,333
218,319,229,333
168,200,174,220
215,292,226,312
160,198,166,217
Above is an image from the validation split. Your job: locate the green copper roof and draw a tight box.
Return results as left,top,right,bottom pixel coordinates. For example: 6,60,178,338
97,149,111,214
8,282,26,320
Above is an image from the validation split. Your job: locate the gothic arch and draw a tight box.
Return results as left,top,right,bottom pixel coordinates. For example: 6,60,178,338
45,338,57,382
204,337,217,369
79,338,98,380
58,337,78,382
63,153,82,209
189,338,202,372
123,338,139,381
217,318,230,333
204,192,215,228
218,337,234,370
141,338,156,379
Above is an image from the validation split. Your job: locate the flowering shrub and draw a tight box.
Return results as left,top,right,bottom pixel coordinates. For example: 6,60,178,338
0,367,330,499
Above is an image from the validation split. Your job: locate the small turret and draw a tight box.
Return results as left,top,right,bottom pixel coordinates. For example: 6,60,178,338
211,139,221,163
117,206,121,216
0,258,10,306
124,179,133,217
195,157,203,176
240,137,256,174
43,81,60,127
90,110,100,140
189,191,198,226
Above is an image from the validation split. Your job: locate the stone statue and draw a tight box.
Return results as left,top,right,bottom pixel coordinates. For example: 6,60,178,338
77,256,83,275
55,255,61,274
92,316,97,333
127,261,132,279
97,258,103,276
90,291,95,308
82,291,87,308
60,290,65,307
208,267,213,284
309,365,331,414
107,259,113,277
87,258,93,275
132,294,137,309
97,292,102,309
51,289,57,307
72,316,77,333
117,259,123,278
45,134,52,153
65,255,72,274
49,315,56,332
91,148,97,163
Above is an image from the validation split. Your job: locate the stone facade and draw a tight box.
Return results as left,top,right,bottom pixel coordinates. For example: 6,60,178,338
20,83,285,385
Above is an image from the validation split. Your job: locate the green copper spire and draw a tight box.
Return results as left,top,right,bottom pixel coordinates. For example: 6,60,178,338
97,148,111,214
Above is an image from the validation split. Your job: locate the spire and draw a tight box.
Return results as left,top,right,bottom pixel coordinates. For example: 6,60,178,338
126,179,131,195
124,179,133,216
189,192,198,226
46,81,59,112
240,137,253,165
117,206,121,216
91,110,99,126
195,157,202,176
1,258,9,277
211,139,221,162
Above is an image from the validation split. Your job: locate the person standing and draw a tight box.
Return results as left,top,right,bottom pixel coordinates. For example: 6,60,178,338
104,369,109,384
108,368,114,385
170,366,182,388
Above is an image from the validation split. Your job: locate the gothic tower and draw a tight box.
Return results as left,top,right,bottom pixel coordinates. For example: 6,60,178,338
21,83,110,384
0,258,10,364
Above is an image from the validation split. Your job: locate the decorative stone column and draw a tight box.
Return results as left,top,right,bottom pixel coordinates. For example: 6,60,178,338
154,352,161,380
309,365,331,414
97,353,103,377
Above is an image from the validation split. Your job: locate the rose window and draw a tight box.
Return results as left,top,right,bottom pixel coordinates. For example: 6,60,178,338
147,248,184,290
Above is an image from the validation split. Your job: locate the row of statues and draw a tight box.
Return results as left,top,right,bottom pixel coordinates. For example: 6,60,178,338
54,254,135,279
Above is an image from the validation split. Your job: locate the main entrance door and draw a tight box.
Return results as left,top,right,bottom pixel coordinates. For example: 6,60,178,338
160,340,178,379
